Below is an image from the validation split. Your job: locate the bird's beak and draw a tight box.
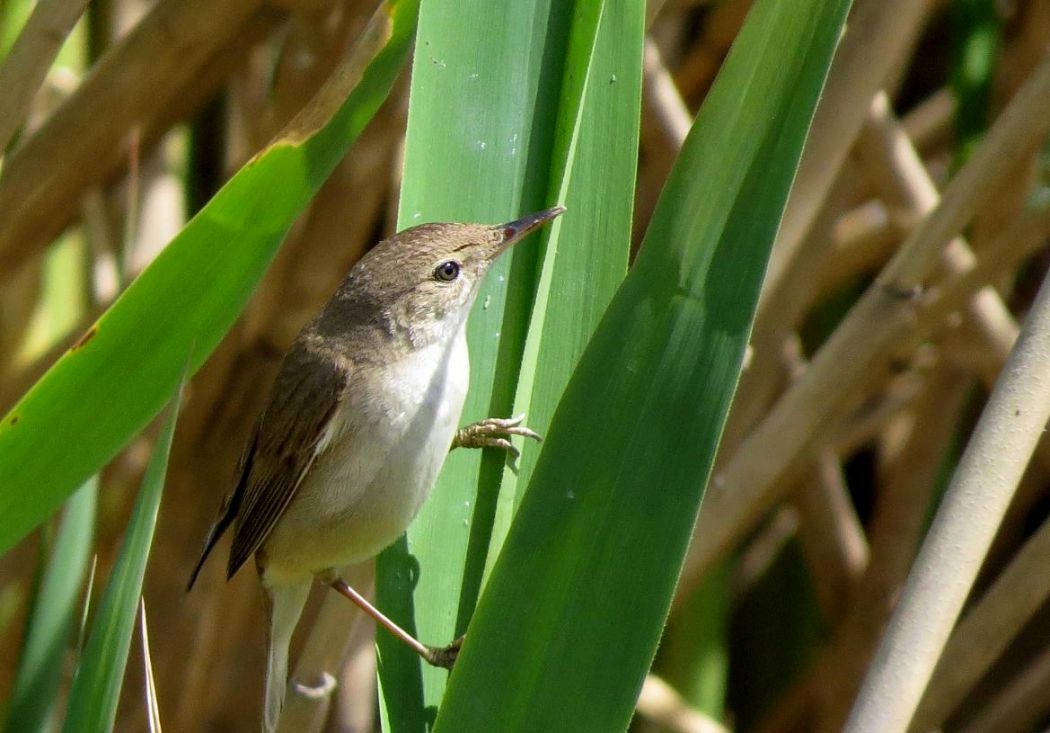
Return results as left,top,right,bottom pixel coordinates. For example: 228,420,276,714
490,205,566,258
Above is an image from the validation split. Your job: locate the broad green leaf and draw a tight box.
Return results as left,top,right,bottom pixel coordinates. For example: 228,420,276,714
61,386,180,733
5,479,96,733
485,0,641,576
374,0,567,724
0,0,419,555
375,0,640,725
433,0,853,730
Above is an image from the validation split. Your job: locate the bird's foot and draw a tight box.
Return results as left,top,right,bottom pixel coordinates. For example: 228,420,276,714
423,635,465,670
451,414,542,459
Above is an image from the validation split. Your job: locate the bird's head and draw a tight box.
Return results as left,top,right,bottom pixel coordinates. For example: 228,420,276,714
339,206,564,348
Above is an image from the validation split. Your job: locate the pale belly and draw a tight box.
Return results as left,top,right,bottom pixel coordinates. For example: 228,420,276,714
261,333,469,583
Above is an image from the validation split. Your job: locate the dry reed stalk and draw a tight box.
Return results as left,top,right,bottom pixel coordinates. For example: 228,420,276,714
0,263,42,383
331,621,378,733
636,674,731,733
750,364,972,733
792,451,868,623
767,0,932,292
771,340,869,624
910,513,1050,730
854,93,1019,361
820,199,896,289
0,69,84,382
843,239,1050,732
0,0,89,152
672,0,751,102
644,37,691,146
746,200,1050,726
814,366,973,733
0,0,278,283
721,84,958,486
900,87,955,157
278,563,373,733
730,507,799,605
737,372,897,601
956,645,1050,733
827,369,929,458
680,52,1050,591
853,93,1050,480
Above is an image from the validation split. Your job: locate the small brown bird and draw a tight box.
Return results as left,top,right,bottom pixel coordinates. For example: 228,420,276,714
187,206,563,731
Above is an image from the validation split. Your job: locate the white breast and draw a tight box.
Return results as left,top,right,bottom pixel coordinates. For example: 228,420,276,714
263,328,469,580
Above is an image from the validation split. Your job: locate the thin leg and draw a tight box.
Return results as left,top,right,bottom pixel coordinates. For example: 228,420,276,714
329,578,461,669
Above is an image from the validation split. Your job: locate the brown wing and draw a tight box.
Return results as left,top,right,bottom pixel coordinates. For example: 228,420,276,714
225,342,349,579
184,339,349,590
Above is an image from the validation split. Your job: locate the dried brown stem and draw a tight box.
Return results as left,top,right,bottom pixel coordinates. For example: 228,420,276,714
792,451,869,623
855,92,1018,359
680,52,1050,594
856,92,1050,480
730,507,799,602
900,87,954,157
0,0,275,283
643,36,691,147
828,368,928,458
910,514,1050,730
815,366,973,733
278,563,373,733
0,0,90,153
956,645,1050,733
673,0,751,103
769,0,932,290
820,199,896,292
636,674,730,733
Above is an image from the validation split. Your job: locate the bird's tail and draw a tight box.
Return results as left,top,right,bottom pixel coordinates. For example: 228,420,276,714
263,579,311,733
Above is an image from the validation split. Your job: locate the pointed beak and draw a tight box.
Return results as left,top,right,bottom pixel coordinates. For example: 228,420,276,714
490,205,566,258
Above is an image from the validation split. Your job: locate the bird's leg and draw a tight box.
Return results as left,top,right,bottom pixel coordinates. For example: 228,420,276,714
451,413,542,459
328,578,462,669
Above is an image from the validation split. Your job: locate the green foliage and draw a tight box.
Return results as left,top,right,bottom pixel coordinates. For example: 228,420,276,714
375,1,641,726
61,390,180,733
5,479,96,733
433,0,852,729
0,0,420,556
1,0,855,728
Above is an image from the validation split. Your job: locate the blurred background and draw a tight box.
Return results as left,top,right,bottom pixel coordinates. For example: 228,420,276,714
2,0,1050,731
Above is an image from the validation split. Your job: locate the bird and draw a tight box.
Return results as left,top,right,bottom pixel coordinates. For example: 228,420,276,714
187,206,564,731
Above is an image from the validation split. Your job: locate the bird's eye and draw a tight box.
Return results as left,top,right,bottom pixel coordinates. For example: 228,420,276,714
434,260,461,282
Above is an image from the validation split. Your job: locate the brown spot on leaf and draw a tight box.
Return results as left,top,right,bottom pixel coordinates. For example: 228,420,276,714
9,416,18,425
71,327,98,351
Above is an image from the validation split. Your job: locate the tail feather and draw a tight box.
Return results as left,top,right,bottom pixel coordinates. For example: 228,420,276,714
185,511,233,591
264,580,311,733
186,425,259,591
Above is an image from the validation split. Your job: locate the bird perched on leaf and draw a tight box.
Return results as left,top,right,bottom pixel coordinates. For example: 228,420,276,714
187,206,564,732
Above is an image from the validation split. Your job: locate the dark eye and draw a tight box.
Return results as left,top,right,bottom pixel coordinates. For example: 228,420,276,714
434,260,461,282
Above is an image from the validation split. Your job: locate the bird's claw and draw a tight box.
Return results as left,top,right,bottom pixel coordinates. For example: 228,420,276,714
423,635,464,670
451,413,542,459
